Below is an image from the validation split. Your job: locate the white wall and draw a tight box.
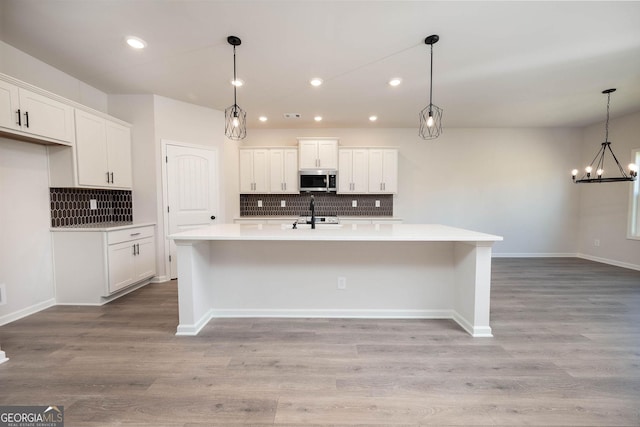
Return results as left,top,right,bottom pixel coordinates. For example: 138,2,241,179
0,138,55,324
0,41,108,112
240,127,583,255
577,110,640,269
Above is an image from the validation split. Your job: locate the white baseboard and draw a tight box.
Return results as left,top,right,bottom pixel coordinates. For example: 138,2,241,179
451,311,493,337
577,253,640,272
0,298,56,327
492,252,577,258
151,275,170,283
0,351,7,364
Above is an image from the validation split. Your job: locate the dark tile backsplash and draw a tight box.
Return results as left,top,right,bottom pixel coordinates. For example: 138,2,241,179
240,193,393,217
50,188,133,227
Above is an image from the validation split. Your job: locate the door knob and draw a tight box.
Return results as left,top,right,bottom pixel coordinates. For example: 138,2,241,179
210,215,216,220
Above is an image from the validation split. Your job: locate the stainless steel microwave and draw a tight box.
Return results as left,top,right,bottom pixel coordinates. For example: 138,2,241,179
299,169,337,192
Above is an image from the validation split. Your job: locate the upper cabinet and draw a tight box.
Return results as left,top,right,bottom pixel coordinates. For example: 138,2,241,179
338,148,369,193
368,149,398,194
239,149,269,193
269,149,299,193
298,138,338,169
75,110,132,188
0,79,75,145
49,110,133,189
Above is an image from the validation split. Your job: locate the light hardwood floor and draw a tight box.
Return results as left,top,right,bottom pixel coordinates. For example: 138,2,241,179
0,258,639,426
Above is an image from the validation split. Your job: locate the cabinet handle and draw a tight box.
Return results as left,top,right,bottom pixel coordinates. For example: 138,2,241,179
130,232,141,236
16,109,21,126
110,172,114,184
24,111,29,128
132,244,136,255
106,172,110,183
284,182,287,191
137,243,140,255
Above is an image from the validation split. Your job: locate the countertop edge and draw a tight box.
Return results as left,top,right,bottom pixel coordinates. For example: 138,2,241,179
50,222,156,232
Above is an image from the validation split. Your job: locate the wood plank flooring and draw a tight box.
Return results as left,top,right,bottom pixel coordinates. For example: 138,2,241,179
0,258,639,426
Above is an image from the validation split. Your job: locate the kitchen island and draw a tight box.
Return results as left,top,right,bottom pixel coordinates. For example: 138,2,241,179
170,223,503,337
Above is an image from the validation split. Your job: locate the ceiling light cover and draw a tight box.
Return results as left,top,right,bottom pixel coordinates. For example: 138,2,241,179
369,116,378,122
224,36,246,141
419,35,443,140
259,116,268,122
314,116,323,122
572,89,637,183
389,78,402,87
310,78,323,87
126,36,147,49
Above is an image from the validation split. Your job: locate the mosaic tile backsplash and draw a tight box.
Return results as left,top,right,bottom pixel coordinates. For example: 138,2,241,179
240,193,393,217
50,188,133,227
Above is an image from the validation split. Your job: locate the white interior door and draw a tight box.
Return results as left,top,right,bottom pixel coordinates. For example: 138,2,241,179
166,144,219,279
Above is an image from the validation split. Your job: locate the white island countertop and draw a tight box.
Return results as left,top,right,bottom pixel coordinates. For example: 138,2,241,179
170,223,503,243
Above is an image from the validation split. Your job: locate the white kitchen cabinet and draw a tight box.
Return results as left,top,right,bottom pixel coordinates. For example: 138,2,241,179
338,148,369,193
0,78,75,145
368,149,398,194
48,110,132,189
75,109,133,188
269,149,299,193
52,225,156,304
239,149,269,193
298,138,338,169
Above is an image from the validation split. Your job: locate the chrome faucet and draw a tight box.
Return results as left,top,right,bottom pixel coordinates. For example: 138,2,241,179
309,195,316,229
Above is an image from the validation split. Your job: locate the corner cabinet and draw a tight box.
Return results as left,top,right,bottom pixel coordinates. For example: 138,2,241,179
368,149,398,194
0,78,75,145
48,110,133,189
52,225,156,305
298,138,338,169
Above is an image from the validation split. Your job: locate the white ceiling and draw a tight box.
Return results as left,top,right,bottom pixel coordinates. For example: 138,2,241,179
1,1,639,130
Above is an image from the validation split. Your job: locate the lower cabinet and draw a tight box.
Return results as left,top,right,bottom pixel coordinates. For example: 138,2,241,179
52,225,156,304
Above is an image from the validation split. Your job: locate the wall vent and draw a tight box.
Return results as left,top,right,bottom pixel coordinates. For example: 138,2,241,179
283,113,301,119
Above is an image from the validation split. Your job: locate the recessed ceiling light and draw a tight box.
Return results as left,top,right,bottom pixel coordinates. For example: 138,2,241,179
310,78,323,87
369,115,378,122
314,116,323,122
126,36,147,49
231,79,244,87
258,116,268,122
388,78,402,87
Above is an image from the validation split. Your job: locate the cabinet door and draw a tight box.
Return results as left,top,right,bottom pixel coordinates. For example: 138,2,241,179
338,149,354,193
269,149,285,193
18,88,75,143
134,237,156,281
0,80,20,131
76,110,109,187
108,241,136,293
298,140,319,169
351,149,369,193
282,149,299,193
317,140,338,169
106,121,133,188
381,149,398,193
252,149,269,193
239,150,255,193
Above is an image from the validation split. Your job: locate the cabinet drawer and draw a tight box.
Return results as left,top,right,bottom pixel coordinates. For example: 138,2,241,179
107,226,154,245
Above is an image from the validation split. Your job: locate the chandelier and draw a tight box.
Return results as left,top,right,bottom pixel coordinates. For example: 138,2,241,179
572,89,638,183
224,36,246,140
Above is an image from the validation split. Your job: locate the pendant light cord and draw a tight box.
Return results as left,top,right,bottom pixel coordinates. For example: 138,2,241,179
233,45,238,108
429,43,434,108
604,91,610,142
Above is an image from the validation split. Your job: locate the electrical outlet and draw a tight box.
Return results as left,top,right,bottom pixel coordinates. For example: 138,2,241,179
594,239,600,247
90,199,97,210
375,200,381,208
337,277,346,290
0,283,6,306
352,200,357,208
258,200,263,208
281,200,286,207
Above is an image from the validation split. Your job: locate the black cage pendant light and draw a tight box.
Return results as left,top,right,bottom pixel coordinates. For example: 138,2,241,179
419,34,443,140
571,89,638,183
224,36,246,140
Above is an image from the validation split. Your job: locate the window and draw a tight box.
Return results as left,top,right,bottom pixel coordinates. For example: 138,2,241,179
628,148,640,239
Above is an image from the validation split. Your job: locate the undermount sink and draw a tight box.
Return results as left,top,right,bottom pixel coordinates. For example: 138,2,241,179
282,223,344,230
